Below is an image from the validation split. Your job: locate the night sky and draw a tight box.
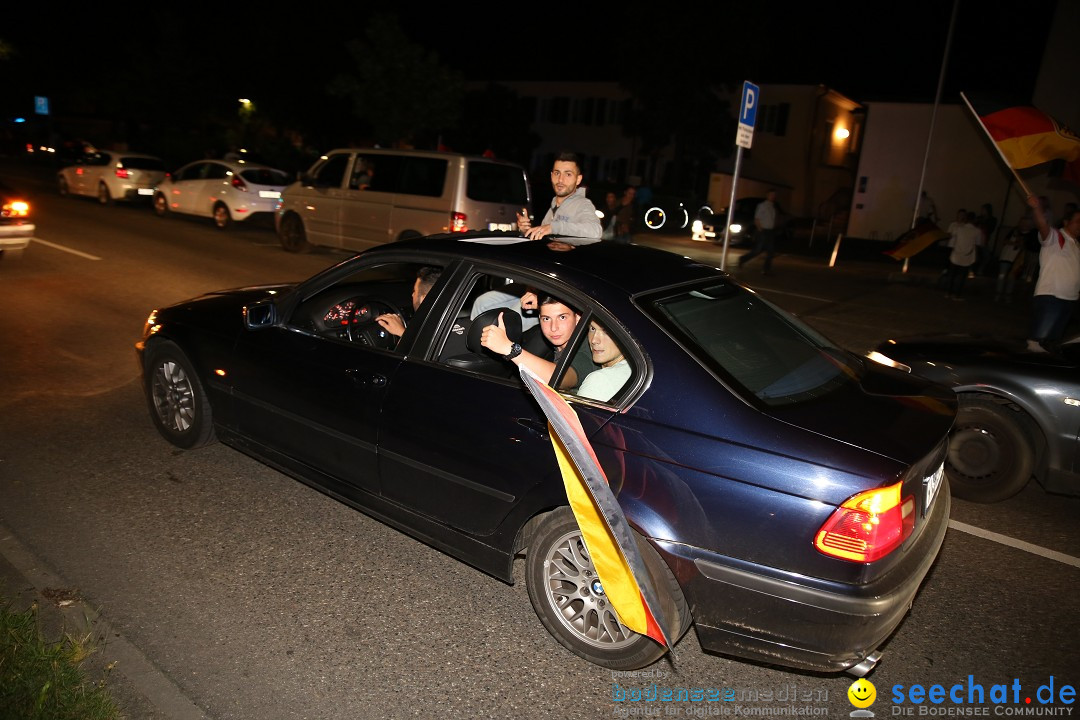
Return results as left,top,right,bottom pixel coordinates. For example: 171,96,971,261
0,1,1057,127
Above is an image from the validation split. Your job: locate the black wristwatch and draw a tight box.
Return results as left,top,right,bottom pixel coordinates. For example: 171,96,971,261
504,342,523,360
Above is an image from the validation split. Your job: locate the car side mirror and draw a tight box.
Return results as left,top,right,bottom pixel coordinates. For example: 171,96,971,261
244,300,276,329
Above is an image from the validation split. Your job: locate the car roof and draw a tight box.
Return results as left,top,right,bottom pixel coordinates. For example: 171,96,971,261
367,235,726,296
318,147,525,166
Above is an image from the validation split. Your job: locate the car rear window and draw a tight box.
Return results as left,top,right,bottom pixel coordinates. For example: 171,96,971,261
466,161,530,205
241,168,291,186
121,157,165,171
643,281,863,406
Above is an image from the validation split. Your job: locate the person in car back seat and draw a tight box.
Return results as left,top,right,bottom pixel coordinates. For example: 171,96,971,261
375,266,442,340
471,287,541,331
479,294,594,388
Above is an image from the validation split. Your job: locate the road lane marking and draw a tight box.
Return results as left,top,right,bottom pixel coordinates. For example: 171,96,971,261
31,237,101,260
949,520,1080,568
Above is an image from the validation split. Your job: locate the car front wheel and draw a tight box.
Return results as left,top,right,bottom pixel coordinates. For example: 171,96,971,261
279,213,312,253
144,341,216,449
97,182,112,205
946,394,1037,503
525,506,689,670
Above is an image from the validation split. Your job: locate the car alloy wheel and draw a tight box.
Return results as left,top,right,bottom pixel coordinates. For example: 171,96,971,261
98,182,112,205
279,214,312,253
145,341,215,449
525,507,688,669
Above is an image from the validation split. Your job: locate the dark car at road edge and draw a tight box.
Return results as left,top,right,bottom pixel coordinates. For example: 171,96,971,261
136,235,954,675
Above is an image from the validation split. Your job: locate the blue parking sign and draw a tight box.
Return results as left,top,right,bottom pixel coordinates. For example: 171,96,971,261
736,81,759,149
739,81,759,126
34,96,49,116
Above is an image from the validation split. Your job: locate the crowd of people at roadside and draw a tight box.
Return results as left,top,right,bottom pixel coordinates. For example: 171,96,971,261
935,193,1079,352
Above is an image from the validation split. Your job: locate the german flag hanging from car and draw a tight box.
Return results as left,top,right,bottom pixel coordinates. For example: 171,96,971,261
517,364,674,652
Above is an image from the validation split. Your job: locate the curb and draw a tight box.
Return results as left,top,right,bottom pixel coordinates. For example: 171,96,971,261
0,518,209,720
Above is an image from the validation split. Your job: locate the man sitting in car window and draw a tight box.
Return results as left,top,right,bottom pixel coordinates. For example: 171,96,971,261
479,294,594,388
577,321,631,402
375,266,442,341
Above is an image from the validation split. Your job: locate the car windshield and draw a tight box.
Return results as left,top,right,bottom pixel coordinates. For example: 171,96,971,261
642,280,863,406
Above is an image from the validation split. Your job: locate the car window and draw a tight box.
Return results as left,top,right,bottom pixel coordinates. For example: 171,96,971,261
432,272,599,393
567,320,633,404
397,157,448,197
205,163,229,181
313,154,350,188
176,163,205,182
642,280,863,407
287,261,446,353
241,168,290,186
365,155,402,193
466,161,530,205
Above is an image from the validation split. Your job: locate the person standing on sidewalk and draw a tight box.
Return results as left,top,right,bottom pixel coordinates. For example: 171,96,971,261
944,212,980,300
738,190,779,274
1025,194,1080,352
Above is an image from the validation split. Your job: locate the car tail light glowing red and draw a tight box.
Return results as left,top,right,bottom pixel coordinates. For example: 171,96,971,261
231,176,249,192
115,166,130,179
814,481,914,563
450,211,467,232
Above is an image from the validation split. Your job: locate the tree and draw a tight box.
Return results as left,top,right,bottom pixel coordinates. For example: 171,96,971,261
328,14,464,148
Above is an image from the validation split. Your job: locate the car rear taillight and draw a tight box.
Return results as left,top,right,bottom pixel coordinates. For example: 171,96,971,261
450,211,467,232
231,176,249,192
115,166,130,179
1,200,30,218
814,481,915,563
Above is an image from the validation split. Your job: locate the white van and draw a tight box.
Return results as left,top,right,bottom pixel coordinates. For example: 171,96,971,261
275,148,532,252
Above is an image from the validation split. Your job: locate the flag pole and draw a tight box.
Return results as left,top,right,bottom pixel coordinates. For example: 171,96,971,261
959,92,1035,199
905,0,960,275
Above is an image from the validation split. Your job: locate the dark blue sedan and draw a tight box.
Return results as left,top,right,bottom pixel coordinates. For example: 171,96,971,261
136,234,954,674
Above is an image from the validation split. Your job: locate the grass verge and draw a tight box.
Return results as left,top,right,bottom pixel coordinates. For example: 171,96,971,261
0,598,120,720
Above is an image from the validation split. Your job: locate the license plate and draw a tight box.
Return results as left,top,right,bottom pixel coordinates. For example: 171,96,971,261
488,222,514,231
259,190,281,199
137,188,154,195
924,462,944,510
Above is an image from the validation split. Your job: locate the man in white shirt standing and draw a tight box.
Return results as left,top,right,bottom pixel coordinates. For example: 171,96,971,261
944,212,981,300
737,190,779,275
1026,195,1080,352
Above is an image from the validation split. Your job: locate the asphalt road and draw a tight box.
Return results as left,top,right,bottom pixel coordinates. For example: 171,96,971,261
1,159,1078,720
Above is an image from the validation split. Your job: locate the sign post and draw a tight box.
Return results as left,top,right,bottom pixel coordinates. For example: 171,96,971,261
721,81,759,270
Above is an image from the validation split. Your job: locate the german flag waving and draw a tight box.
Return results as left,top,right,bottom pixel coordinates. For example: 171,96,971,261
962,93,1080,179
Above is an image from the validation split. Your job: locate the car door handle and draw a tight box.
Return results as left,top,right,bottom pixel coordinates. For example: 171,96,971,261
516,418,549,439
345,370,387,388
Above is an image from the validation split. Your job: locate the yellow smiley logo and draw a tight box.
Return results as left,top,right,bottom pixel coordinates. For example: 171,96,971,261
848,678,876,708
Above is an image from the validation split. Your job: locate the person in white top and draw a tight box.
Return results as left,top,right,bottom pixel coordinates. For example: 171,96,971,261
1025,195,1080,352
944,212,981,300
577,321,631,403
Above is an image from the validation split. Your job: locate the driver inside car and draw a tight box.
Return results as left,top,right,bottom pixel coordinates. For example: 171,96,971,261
375,266,442,341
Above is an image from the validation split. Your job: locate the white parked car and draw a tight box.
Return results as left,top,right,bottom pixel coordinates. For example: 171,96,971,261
57,151,166,205
153,159,291,229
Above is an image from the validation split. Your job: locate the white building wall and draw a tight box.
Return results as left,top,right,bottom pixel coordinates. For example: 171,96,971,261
848,103,1013,243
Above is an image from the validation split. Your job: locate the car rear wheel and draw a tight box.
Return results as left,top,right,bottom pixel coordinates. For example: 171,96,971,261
212,203,232,229
946,395,1036,503
97,182,112,205
144,341,216,449
153,192,169,217
525,507,689,669
279,214,312,253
